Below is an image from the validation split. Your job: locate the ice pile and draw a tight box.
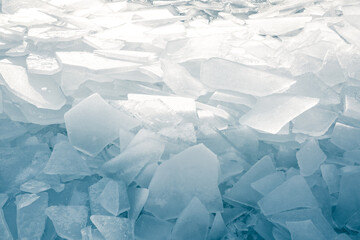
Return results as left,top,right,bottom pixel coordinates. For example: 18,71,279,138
0,0,360,239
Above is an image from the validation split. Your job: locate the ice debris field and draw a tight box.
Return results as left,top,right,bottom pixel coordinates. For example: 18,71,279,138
0,0,360,239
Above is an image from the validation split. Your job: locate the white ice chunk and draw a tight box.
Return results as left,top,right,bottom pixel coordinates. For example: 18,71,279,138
292,107,338,136
171,198,209,240
201,58,295,97
91,215,134,240
65,93,137,156
240,94,319,134
95,50,158,63
5,41,29,57
89,178,111,216
251,172,286,196
16,193,48,240
56,52,140,73
286,220,326,240
296,139,326,176
46,206,88,240
128,187,149,222
258,175,318,215
20,179,51,194
344,94,360,121
98,180,130,216
320,164,340,194
145,144,222,219
330,123,360,151
134,215,173,240
26,53,61,75
43,141,91,176
317,51,346,87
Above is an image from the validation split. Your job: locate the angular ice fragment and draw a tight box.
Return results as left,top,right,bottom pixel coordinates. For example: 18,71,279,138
286,220,326,240
91,215,134,240
162,61,207,98
251,172,285,196
208,213,227,240
316,51,346,87
0,63,65,110
296,139,326,176
330,123,360,151
128,187,149,222
43,141,91,176
224,156,276,207
46,206,88,240
5,41,28,57
258,175,318,215
20,179,51,194
56,51,140,73
89,178,111,216
145,144,222,219
171,198,209,240
320,164,340,194
98,180,130,216
201,58,295,97
81,226,104,240
240,94,319,134
95,50,158,63
26,53,61,75
134,215,173,240
292,107,338,136
0,194,13,240
16,193,48,240
65,93,135,156
343,87,360,121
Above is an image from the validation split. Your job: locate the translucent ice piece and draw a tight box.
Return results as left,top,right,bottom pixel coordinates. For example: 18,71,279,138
145,144,222,219
0,194,13,240
224,156,276,207
65,93,136,156
251,172,286,196
81,226,105,240
317,51,346,87
292,107,338,136
26,53,61,75
162,61,207,98
320,164,340,194
5,41,29,57
0,63,65,110
95,50,157,63
128,187,149,222
98,180,130,216
134,215,173,240
9,9,56,26
208,213,227,240
89,178,111,216
56,51,140,73
91,215,134,240
343,94,360,121
258,175,318,215
330,123,360,151
201,58,295,97
286,220,326,240
240,94,319,134
27,27,87,43
16,193,48,240
20,179,51,194
171,198,209,240
43,141,91,176
46,206,88,240
296,139,326,176
245,17,312,36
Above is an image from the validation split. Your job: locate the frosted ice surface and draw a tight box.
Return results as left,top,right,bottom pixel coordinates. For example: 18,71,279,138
296,139,326,176
145,144,222,219
56,52,140,73
330,123,360,151
258,175,318,215
46,205,88,240
95,50,158,63
251,172,286,196
26,53,61,75
134,215,173,240
16,193,48,240
89,178,111,216
317,51,346,87
90,215,134,240
43,141,91,176
224,155,276,207
20,179,51,194
201,58,295,97
98,180,130,216
128,187,149,222
65,93,135,156
286,220,326,240
240,94,319,134
171,198,209,240
208,213,227,240
292,107,338,136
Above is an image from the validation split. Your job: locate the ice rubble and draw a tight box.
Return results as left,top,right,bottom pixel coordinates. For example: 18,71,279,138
1,0,360,239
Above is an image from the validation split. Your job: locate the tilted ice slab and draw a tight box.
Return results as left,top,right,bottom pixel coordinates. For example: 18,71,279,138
240,94,319,134
201,58,295,97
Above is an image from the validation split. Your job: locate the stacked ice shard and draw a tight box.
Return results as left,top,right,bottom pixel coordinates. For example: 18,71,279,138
0,0,360,239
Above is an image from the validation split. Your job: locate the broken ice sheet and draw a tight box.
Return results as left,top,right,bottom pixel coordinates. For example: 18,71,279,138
201,58,295,97
91,215,133,240
26,53,61,75
94,50,158,63
134,214,173,240
20,179,51,194
46,205,88,240
98,180,130,216
145,144,222,219
330,122,360,151
240,94,319,134
286,220,326,240
296,139,326,176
